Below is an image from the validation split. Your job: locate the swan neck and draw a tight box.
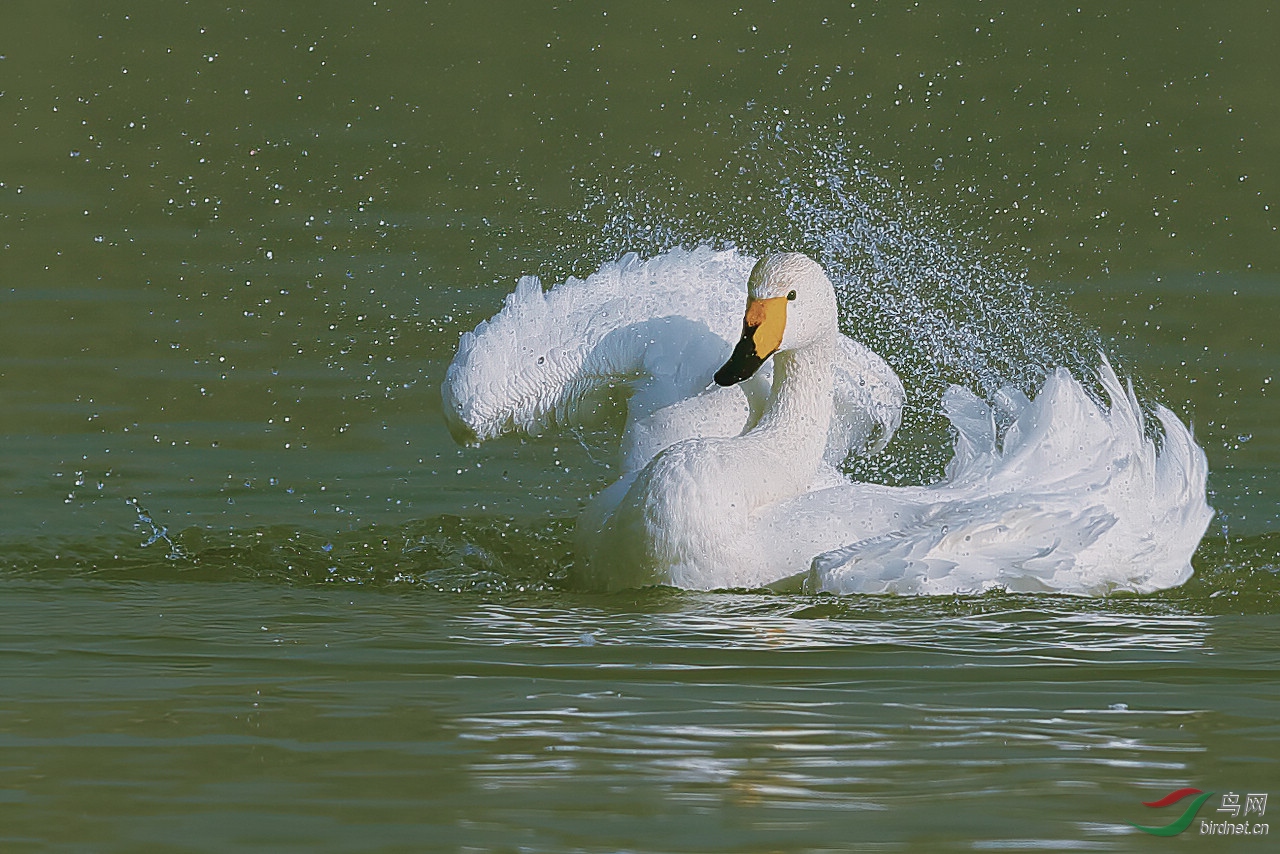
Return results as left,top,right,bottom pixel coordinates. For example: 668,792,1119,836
751,337,836,464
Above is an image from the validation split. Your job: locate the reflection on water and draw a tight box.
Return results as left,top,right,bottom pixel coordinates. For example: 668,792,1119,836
0,550,1274,850
0,567,1276,851
448,599,1212,654
440,598,1234,851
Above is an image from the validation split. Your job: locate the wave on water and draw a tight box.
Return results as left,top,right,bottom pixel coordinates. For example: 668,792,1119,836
4,507,572,595
3,508,1278,616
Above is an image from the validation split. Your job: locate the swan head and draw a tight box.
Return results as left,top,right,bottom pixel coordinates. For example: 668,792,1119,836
714,253,838,386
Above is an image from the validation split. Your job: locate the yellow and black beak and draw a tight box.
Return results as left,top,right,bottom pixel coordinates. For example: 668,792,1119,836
714,295,789,386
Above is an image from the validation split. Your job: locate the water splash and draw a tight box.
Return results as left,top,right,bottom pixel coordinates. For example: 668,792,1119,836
560,113,1100,483
127,497,187,561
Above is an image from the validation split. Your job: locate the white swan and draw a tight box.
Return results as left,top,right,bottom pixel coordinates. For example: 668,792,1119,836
444,250,1214,595
443,246,905,480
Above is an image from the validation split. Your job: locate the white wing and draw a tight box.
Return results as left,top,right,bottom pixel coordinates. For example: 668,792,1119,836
805,358,1213,595
442,246,904,472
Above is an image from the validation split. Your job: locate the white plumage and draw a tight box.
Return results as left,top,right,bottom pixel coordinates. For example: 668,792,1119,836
442,247,1213,594
443,246,904,477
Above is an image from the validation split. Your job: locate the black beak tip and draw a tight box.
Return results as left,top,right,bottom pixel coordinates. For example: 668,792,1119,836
714,342,765,387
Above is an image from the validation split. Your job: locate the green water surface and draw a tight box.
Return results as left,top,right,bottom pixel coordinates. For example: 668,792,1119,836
2,3,1278,851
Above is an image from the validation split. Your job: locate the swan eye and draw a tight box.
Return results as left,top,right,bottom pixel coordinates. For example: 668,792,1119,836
786,290,797,301
537,355,546,365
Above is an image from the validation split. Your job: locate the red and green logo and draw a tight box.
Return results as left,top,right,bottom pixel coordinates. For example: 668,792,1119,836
1129,788,1215,836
